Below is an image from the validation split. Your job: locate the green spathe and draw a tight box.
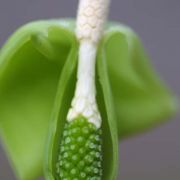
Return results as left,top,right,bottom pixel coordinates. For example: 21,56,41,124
0,19,176,180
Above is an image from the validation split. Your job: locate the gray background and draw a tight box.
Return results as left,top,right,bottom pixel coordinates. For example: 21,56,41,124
0,0,179,179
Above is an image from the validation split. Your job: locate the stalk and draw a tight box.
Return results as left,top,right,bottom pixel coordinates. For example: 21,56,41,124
56,0,110,179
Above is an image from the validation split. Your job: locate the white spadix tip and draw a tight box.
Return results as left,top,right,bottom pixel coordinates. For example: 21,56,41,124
67,0,110,128
76,0,110,44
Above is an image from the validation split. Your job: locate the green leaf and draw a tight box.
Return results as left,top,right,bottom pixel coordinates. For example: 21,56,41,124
0,20,76,180
44,26,78,180
96,45,119,180
103,24,177,138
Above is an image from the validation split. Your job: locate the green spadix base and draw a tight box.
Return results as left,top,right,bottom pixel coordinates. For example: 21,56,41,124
56,117,102,180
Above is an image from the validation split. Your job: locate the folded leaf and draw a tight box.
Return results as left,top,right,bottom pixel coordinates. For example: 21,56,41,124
0,20,76,180
103,24,177,138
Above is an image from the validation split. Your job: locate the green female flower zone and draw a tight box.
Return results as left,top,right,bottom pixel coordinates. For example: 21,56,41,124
56,117,102,179
0,0,177,180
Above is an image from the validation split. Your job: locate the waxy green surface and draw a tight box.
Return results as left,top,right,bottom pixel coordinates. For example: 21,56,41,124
56,117,102,180
0,19,176,180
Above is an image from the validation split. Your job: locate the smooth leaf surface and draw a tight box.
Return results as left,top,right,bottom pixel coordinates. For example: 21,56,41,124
0,20,76,180
103,25,177,138
44,26,78,180
96,47,119,180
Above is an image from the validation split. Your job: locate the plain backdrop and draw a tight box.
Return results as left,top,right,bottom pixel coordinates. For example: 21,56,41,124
0,0,179,179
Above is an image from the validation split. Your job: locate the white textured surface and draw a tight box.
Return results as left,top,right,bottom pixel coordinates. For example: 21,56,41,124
76,0,110,43
67,0,110,128
67,41,102,128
